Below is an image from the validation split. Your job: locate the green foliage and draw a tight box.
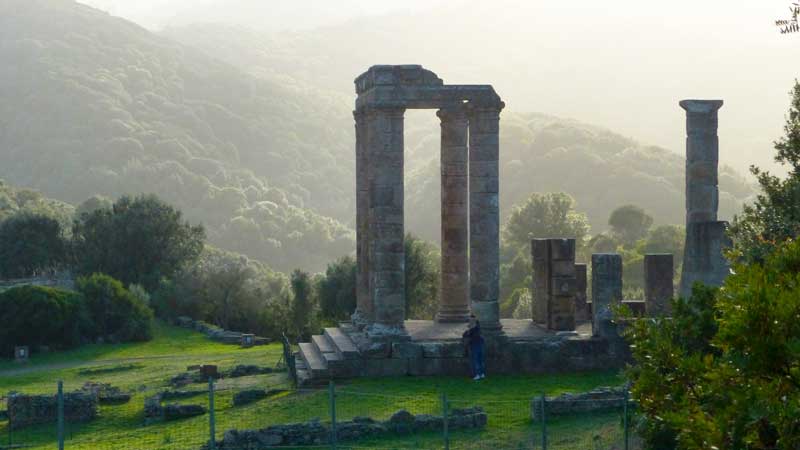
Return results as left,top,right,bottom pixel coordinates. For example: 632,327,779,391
156,246,290,339
625,239,800,449
404,234,440,320
77,273,154,343
317,255,356,322
0,285,86,357
608,204,653,245
290,269,315,339
641,225,685,264
72,194,205,291
502,192,590,251
730,81,800,264
0,212,68,278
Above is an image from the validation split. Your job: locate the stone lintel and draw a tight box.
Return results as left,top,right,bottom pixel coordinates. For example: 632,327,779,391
679,99,724,113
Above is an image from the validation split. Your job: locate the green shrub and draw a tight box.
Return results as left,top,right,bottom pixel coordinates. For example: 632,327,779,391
77,273,154,343
0,285,87,357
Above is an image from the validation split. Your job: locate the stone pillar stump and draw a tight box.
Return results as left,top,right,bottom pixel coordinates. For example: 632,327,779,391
644,254,674,316
591,253,622,338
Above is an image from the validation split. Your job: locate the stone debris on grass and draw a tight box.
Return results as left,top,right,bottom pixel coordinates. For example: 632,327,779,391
7,392,97,430
530,386,627,420
210,406,487,449
80,382,131,404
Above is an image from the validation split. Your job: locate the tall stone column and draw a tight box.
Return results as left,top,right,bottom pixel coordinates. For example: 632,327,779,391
366,107,406,333
680,100,723,225
437,108,470,323
353,110,372,327
679,99,730,299
469,105,504,332
644,254,673,316
591,253,622,338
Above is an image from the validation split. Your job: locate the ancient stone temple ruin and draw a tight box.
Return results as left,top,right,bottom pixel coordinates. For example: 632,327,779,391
293,66,731,384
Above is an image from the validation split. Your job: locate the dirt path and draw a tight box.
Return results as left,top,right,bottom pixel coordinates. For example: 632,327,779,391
0,353,208,377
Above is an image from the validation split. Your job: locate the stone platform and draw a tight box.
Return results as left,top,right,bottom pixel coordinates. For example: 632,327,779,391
295,320,622,385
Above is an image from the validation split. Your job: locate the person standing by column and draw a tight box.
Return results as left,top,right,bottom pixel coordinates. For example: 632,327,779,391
462,314,486,380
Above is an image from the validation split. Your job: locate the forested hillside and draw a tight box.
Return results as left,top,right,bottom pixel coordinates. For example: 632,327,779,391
0,0,353,272
0,0,753,273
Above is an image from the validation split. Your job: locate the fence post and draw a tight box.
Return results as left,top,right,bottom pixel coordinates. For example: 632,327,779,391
623,386,629,450
57,380,64,450
540,392,547,450
442,392,450,450
329,381,337,450
208,377,216,450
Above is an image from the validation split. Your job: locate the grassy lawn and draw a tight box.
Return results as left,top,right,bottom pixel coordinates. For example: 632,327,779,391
0,323,629,450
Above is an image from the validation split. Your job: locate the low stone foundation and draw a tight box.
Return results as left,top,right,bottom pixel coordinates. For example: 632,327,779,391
80,382,131,404
530,387,626,420
145,393,206,424
175,317,269,346
212,407,486,449
7,392,97,430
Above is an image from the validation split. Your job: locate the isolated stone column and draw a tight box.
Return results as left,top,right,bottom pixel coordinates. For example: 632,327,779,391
591,254,622,338
353,110,372,326
574,263,589,322
644,254,674,316
548,239,577,331
437,108,470,322
469,105,504,332
680,99,723,225
679,99,730,299
531,239,550,324
366,107,406,332
679,222,732,298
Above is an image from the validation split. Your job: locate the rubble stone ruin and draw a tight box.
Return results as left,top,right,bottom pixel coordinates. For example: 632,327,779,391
291,66,733,384
352,65,505,335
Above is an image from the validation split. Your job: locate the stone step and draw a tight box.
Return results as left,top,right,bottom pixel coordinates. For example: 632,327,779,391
312,335,335,355
298,342,328,378
323,327,359,360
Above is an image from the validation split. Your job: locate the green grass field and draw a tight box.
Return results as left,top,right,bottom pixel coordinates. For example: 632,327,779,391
0,322,631,450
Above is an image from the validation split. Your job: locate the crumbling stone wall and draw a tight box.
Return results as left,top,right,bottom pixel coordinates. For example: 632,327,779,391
7,392,97,430
213,407,487,449
530,387,626,420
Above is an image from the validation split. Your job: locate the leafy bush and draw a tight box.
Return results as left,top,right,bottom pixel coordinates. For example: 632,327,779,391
0,285,87,356
317,256,356,322
624,239,800,449
76,273,154,343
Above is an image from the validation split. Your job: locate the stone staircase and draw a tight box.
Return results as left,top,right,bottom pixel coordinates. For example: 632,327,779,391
295,325,361,385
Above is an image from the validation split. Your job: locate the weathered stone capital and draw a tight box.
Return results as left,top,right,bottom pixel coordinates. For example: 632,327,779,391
466,102,506,116
679,99,723,113
436,107,468,122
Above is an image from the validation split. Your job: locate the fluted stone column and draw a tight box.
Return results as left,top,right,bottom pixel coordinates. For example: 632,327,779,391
591,254,622,338
644,254,674,316
353,110,372,327
681,99,723,225
366,107,406,332
531,239,549,324
469,105,504,332
437,108,470,323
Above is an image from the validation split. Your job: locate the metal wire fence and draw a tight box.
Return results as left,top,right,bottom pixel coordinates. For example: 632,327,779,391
1,379,639,450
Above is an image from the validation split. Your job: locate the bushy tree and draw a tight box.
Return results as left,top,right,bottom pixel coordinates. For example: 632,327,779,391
77,273,154,343
405,234,440,320
0,212,68,278
0,285,87,356
72,194,205,291
625,238,800,449
502,192,590,252
290,269,315,339
730,81,800,263
317,256,356,322
608,204,653,246
641,224,685,264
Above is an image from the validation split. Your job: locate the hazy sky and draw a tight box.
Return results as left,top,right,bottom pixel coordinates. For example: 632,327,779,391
79,0,800,176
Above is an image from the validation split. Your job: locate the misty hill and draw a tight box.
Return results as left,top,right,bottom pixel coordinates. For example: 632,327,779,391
0,0,354,272
0,0,753,274
165,23,753,241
